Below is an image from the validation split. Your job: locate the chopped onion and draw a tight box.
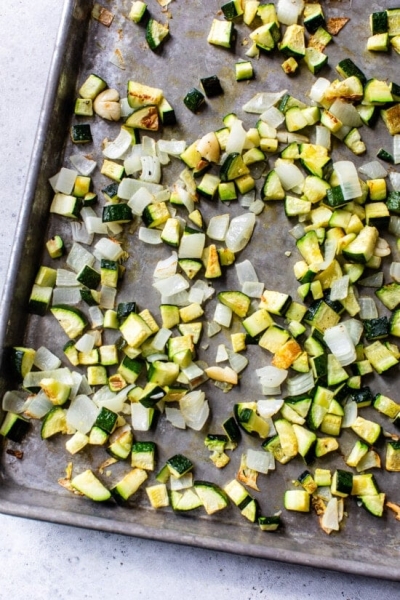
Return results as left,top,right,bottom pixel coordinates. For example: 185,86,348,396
175,186,195,213
334,161,361,200
374,237,391,258
100,285,117,309
2,390,29,413
70,221,93,245
118,177,163,199
120,97,134,118
70,154,97,176
88,306,104,328
225,212,256,253
242,281,264,298
128,187,154,215
394,135,400,165
226,119,247,155
246,449,272,474
314,125,331,150
287,371,315,395
138,227,162,244
356,449,381,472
56,269,79,287
157,139,187,156
153,273,189,295
358,272,384,287
192,279,215,301
24,391,53,419
51,287,80,305
358,296,378,319
140,156,161,183
161,290,190,306
390,171,400,191
239,190,256,208
261,385,281,396
51,167,77,194
94,238,124,261
124,153,142,175
207,214,230,241
289,223,306,240
330,275,350,301
188,287,205,304
153,252,178,279
257,398,284,418
84,217,108,235
359,160,388,179
341,400,357,428
321,497,339,532
178,232,206,259
277,0,304,25
216,344,229,363
214,303,232,327
389,216,400,237
245,41,259,58
152,328,172,351
260,106,285,128
324,324,356,366
227,350,248,373
274,159,304,190
103,128,132,159
343,318,364,346
66,242,95,273
33,347,61,371
249,200,265,215
309,78,331,104
131,403,153,431
329,100,362,128
236,259,258,285
390,262,400,282
242,91,287,114
67,394,99,434
165,407,186,430
75,333,96,353
207,321,222,337
180,390,209,430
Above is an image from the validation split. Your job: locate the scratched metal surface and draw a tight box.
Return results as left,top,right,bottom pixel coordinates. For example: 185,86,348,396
1,0,400,579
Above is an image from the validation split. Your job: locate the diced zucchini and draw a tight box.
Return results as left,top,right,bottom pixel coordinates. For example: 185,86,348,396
284,490,310,512
71,470,111,501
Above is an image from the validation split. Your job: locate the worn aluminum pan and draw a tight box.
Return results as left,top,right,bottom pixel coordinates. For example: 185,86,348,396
1,0,400,580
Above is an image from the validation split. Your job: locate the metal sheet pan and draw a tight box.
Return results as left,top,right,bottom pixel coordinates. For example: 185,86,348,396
1,0,400,580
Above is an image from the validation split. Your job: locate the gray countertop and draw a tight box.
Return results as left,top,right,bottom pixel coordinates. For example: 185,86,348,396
0,2,399,598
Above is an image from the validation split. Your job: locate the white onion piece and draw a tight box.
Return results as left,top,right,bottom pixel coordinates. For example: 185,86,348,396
178,233,206,259
324,324,356,366
188,287,205,304
334,161,362,200
394,135,400,164
153,273,189,295
332,125,351,141
260,106,285,128
274,159,304,190
246,449,272,474
152,328,172,351
358,272,384,287
170,473,193,490
128,187,154,215
236,259,258,285
389,171,400,191
216,344,228,363
70,221,93,245
287,371,315,395
52,287,81,305
100,285,117,309
225,212,256,253
66,243,95,273
165,407,187,430
227,350,248,373
192,279,215,301
107,222,123,235
85,217,108,235
120,97,134,118
24,391,54,419
389,216,400,237
207,321,222,337
140,156,161,183
239,190,256,208
138,227,162,244
314,125,331,150
207,214,230,241
75,333,96,353
321,498,339,532
124,153,142,175
94,238,124,261
2,390,29,413
374,237,391,258
33,347,61,371
358,296,378,319
157,139,187,156
98,385,135,413
88,306,104,328
257,398,284,418
226,119,247,155
103,128,132,159
180,390,209,430
309,78,331,103
245,41,260,58
153,252,178,279
155,188,171,203
214,303,232,327
146,353,169,363
289,223,306,240
342,400,357,428
118,177,163,199
250,200,265,215
92,385,115,405
67,395,99,434
329,100,362,128
261,385,281,396
242,91,287,114
390,262,400,282
161,291,190,306
78,376,92,396
70,154,97,176
287,132,309,143
52,167,77,194
359,160,388,179
277,0,304,24
131,403,152,431
142,135,156,156
356,449,381,472
330,275,350,301
343,318,364,346
242,281,264,298
256,365,288,386
316,239,337,271
55,269,79,287
181,362,207,387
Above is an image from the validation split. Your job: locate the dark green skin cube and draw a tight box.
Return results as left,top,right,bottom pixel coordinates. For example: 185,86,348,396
77,265,101,290
387,191,400,214
140,385,166,408
101,259,118,272
0,413,30,443
166,453,193,476
349,387,373,407
363,317,390,341
95,407,118,434
336,58,367,85
200,75,223,97
222,416,241,443
258,515,281,531
102,182,119,202
371,11,388,34
376,148,394,164
117,302,137,322
70,124,92,144
335,469,353,495
120,355,142,378
80,288,100,306
325,186,347,208
204,434,228,451
184,88,205,113
132,441,156,454
102,203,133,223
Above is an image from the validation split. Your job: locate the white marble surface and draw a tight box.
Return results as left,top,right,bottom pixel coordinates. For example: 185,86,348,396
0,2,399,598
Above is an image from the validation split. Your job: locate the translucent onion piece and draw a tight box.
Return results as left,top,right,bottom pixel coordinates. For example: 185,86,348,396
107,221,122,235
52,286,81,306
330,275,350,301
98,385,135,413
249,200,265,215
225,212,256,253
100,285,117,309
374,237,391,258
24,368,74,389
246,449,272,474
314,125,331,150
66,243,95,273
256,365,288,386
261,385,281,396
287,132,309,143
188,287,205,304
24,391,54,419
118,177,163,200
180,390,209,430
92,385,115,405
157,139,187,156
332,125,351,142
329,100,362,128
33,347,61,371
153,273,189,295
215,344,228,363
390,262,400,282
277,0,304,25
2,390,29,413
146,353,169,363
341,400,357,428
153,252,178,279
88,306,104,328
103,128,132,159
356,449,381,472
321,498,339,532
289,223,306,240
161,291,190,306
67,394,99,434
324,324,356,366
358,272,384,287
207,214,230,241
242,91,287,114
287,371,315,395
70,371,83,400
170,474,193,491
56,269,80,287
242,281,264,298
124,153,142,175
131,403,153,431
309,78,331,104
192,279,215,301
227,350,248,373
138,227,162,244
226,119,247,155
120,97,134,118
394,135,400,165
84,217,108,235
52,167,77,194
142,135,156,157
359,160,388,179
274,159,304,190
128,187,155,216
152,328,172,351
257,398,284,418
260,106,285,128
75,333,96,353
207,321,222,337
334,161,362,200
239,190,256,208
236,259,258,285
389,216,400,237
214,303,232,327
343,318,364,346
389,171,400,191
140,156,161,183
70,221,93,245
95,238,124,261
78,376,92,397
70,154,97,176
358,296,378,320
178,232,206,259
245,41,259,58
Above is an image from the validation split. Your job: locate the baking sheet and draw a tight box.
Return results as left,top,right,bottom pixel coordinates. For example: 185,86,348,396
1,0,400,579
